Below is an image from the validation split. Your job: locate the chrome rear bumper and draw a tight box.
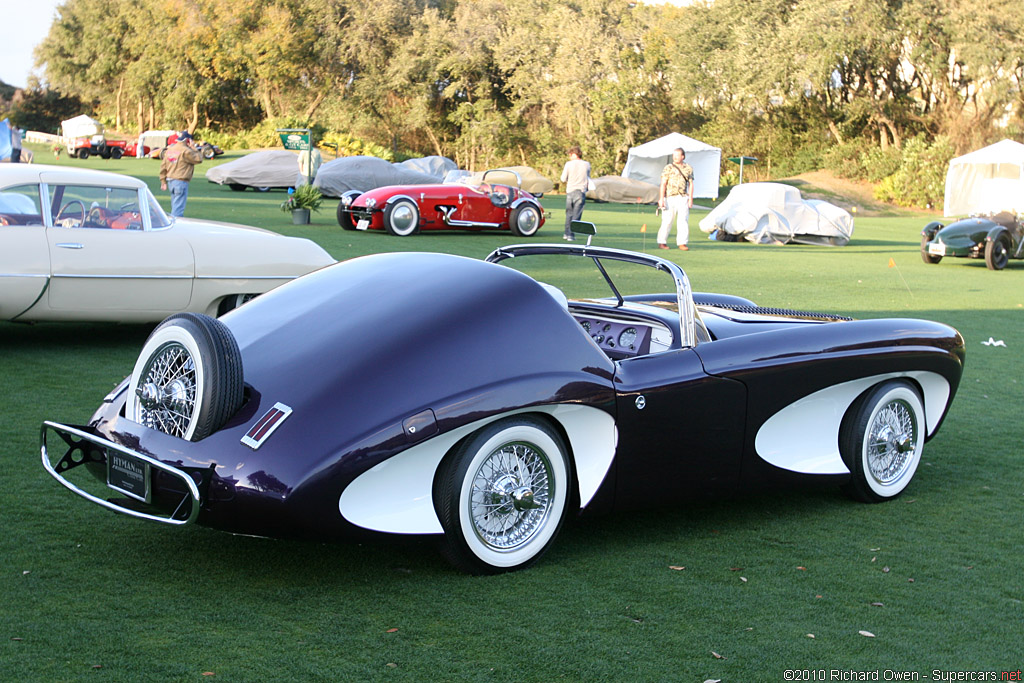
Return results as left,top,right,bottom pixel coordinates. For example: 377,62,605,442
40,421,201,525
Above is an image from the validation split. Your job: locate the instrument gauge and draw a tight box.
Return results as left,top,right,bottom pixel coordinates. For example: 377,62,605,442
580,320,591,333
619,327,638,348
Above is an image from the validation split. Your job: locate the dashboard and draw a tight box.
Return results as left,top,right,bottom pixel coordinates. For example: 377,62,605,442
572,312,672,360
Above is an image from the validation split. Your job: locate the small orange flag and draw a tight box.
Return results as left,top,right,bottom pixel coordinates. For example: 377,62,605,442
641,223,647,233
888,257,896,268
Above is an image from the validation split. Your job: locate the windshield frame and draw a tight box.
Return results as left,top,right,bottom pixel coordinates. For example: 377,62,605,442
486,243,699,348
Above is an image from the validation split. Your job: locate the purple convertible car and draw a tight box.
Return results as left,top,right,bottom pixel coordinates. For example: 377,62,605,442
42,225,965,573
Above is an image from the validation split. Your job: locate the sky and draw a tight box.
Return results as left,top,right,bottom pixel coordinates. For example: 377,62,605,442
1,0,64,89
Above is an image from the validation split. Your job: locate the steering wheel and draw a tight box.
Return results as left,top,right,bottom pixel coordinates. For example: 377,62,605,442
56,200,86,226
85,206,107,228
119,201,140,213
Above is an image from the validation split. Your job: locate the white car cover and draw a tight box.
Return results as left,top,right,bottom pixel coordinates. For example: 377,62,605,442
397,155,458,179
313,156,440,197
698,182,854,246
206,150,303,189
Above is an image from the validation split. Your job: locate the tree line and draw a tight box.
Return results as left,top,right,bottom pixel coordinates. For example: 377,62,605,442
27,0,1024,182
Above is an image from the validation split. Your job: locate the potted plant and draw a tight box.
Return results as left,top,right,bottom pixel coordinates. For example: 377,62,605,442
281,184,324,225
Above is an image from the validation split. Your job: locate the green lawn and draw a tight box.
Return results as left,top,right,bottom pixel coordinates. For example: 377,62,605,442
2,145,1021,681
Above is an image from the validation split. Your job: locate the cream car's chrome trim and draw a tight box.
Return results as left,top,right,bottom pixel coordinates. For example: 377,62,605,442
51,273,193,279
194,275,294,280
0,272,49,277
55,242,84,249
40,421,200,525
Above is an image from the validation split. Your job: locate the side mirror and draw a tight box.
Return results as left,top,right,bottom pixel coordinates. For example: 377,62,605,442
570,220,597,246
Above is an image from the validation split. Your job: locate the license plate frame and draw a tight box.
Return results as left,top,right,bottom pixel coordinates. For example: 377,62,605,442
107,449,151,503
356,218,369,231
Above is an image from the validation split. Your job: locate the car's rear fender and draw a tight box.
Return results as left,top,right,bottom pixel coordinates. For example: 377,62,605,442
334,403,616,536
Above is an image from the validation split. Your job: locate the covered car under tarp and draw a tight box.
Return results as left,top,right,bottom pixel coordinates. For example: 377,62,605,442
206,150,302,189
586,176,659,204
456,166,554,195
621,132,721,199
397,155,458,179
698,182,854,246
943,139,1024,216
313,156,439,197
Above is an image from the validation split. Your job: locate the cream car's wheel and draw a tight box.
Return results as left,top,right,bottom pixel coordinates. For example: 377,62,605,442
840,381,924,502
217,293,259,316
126,313,244,442
383,198,419,236
510,203,541,237
435,416,571,574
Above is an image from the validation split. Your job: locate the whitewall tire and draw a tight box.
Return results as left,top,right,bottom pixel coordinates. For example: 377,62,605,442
383,198,420,236
510,203,541,237
126,313,244,442
435,416,571,574
840,381,924,502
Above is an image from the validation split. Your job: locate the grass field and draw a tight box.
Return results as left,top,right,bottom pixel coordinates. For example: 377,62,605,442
2,145,1021,681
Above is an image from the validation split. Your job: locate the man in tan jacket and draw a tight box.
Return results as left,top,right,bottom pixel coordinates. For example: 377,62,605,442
159,130,203,217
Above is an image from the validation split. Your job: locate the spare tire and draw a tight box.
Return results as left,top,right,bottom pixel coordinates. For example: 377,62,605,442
125,313,244,441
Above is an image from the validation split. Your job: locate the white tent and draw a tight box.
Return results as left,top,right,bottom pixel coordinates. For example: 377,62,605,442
621,132,721,199
944,139,1024,216
60,115,104,139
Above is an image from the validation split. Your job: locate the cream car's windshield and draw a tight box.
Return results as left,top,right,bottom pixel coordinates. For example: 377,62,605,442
145,189,171,228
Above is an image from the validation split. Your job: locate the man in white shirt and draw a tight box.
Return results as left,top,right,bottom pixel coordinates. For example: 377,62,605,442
560,145,591,241
657,148,695,250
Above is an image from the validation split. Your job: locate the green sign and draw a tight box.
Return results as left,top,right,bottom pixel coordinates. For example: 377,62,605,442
279,131,310,151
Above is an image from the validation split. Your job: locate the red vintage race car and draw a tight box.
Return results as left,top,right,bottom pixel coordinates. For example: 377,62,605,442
336,169,546,236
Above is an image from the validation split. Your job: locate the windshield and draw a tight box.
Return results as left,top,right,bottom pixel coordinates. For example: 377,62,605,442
489,244,703,348
492,251,680,314
145,188,171,228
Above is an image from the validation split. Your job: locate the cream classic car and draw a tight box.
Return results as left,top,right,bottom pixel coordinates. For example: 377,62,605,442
1,165,334,322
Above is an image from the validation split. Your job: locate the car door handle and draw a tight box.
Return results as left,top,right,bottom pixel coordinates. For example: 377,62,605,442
55,242,84,249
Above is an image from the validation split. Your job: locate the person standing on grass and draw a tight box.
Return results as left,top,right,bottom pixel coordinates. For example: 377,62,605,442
10,124,22,163
560,145,591,241
159,130,203,217
657,147,694,250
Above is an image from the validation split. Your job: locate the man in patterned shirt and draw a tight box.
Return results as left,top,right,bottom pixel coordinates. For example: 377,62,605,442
657,148,694,250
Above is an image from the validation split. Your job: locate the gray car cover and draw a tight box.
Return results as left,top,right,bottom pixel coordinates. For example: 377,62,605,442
313,156,440,197
206,150,303,188
397,155,458,179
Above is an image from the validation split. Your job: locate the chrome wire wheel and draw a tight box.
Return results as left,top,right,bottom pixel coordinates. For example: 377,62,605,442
126,313,244,442
865,397,918,487
841,381,924,503
469,440,553,551
436,416,571,574
133,342,200,439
